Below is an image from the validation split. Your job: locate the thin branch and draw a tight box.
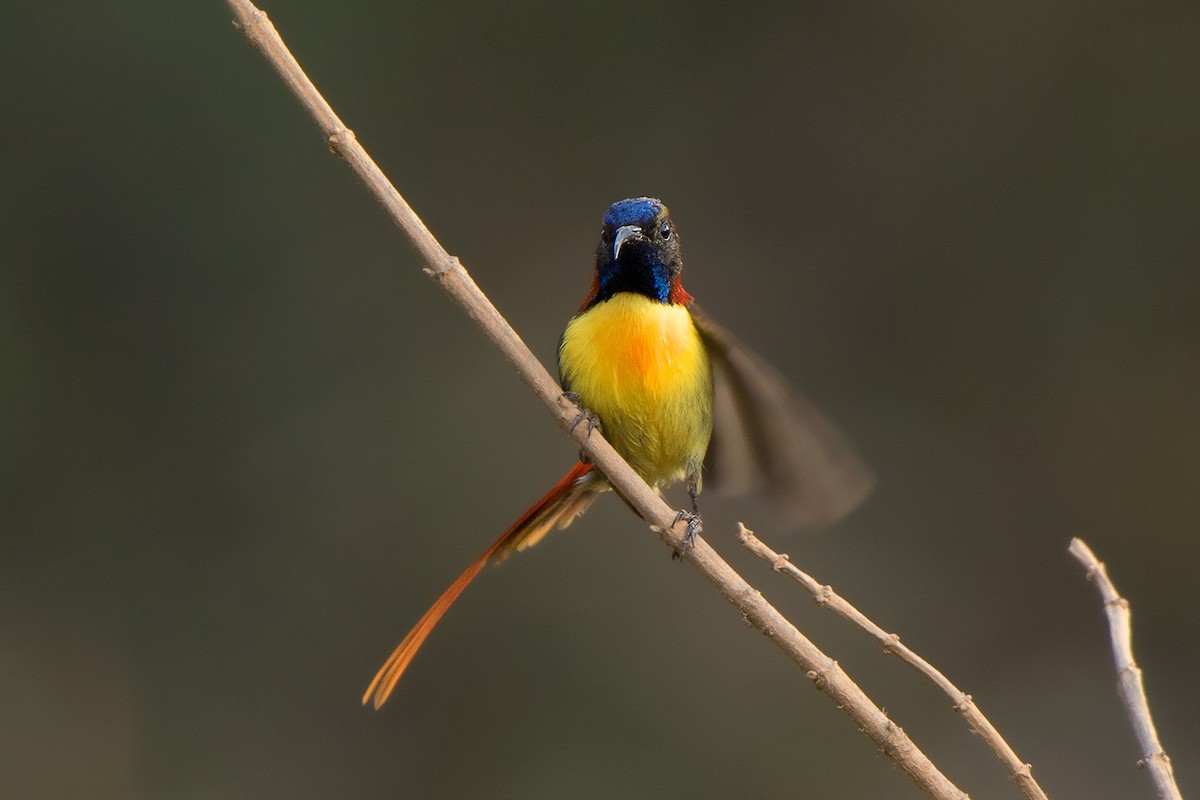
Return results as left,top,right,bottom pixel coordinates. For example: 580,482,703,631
738,524,1049,800
1068,538,1184,800
224,3,971,797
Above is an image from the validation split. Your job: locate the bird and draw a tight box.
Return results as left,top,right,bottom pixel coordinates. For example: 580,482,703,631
362,197,872,708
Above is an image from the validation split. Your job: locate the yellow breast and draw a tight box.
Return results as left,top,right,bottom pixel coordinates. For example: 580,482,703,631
559,293,713,486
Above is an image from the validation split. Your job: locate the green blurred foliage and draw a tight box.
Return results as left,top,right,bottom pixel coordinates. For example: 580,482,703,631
1,1,1197,798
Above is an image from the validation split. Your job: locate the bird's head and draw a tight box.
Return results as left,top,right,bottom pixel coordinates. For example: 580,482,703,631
585,197,691,308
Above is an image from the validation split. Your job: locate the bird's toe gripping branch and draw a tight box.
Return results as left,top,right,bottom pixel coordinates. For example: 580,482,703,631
562,391,603,462
672,510,703,558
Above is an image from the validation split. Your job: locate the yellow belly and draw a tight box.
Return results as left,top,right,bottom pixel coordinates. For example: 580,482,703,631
559,293,713,486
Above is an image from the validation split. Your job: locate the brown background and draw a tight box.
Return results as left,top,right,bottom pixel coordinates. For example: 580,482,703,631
2,2,1197,798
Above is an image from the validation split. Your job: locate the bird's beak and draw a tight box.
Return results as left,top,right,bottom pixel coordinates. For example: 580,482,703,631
613,225,645,261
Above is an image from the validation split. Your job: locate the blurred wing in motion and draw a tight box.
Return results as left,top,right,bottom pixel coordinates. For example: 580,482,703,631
691,307,874,530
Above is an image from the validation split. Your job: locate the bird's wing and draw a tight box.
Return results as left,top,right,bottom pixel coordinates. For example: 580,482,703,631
691,306,874,530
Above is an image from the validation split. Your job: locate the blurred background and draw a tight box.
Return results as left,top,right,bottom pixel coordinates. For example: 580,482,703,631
2,2,1197,798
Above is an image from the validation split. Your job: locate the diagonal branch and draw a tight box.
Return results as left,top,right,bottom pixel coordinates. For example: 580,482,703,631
1068,538,1184,800
224,2,971,797
738,524,1050,800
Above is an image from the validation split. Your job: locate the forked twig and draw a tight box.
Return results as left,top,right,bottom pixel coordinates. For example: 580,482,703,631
738,524,1049,800
1069,538,1184,800
224,2,971,796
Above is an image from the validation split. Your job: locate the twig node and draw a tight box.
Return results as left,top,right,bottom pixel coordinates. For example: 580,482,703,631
327,127,357,156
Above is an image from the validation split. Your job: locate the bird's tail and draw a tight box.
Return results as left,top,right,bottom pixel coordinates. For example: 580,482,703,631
363,460,599,708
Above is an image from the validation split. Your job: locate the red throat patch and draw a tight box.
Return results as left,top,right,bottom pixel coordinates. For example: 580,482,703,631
580,271,693,310
578,273,601,312
668,276,694,305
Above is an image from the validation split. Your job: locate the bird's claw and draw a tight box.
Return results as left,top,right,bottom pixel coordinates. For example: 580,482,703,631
671,510,702,559
563,392,602,438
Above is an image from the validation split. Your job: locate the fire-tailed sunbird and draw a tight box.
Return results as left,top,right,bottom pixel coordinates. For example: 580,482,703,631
363,197,872,708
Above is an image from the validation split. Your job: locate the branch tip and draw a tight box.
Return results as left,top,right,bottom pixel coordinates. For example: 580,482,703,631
1070,537,1183,800
739,525,1049,800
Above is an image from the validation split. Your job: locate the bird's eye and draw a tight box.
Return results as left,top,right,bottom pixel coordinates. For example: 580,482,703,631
660,220,672,240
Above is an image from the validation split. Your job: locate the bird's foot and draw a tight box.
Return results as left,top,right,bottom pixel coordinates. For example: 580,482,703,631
671,510,702,559
563,392,602,462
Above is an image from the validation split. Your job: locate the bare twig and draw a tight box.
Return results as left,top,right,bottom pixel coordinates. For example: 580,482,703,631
1068,538,1183,800
225,3,972,797
738,524,1049,800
